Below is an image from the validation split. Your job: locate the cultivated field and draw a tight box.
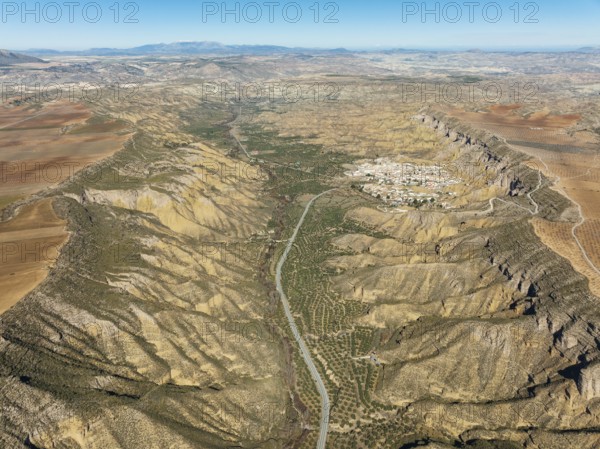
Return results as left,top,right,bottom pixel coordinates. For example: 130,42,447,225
0,101,131,201
0,198,68,313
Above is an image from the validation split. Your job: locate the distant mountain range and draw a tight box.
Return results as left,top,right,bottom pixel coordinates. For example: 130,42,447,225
14,42,600,57
0,49,45,65
576,46,600,54
23,41,352,57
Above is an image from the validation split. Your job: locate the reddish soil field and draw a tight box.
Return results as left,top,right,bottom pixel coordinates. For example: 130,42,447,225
0,101,131,202
0,198,68,313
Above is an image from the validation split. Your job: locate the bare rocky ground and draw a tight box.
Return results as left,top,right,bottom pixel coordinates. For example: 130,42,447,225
0,52,599,448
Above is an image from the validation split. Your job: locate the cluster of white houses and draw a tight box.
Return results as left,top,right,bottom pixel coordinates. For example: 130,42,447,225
346,158,461,208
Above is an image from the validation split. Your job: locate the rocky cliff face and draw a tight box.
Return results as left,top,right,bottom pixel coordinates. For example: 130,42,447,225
413,113,573,219
578,361,600,400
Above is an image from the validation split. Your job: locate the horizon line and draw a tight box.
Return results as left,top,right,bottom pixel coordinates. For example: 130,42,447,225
13,41,600,54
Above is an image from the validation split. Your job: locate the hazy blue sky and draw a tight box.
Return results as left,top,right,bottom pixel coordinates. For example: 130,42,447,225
3,0,599,50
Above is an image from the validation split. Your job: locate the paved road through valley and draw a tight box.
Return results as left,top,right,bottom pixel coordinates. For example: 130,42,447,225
275,189,335,449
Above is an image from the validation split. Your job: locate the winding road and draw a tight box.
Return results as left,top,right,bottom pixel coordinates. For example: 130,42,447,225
500,137,600,275
275,190,335,449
